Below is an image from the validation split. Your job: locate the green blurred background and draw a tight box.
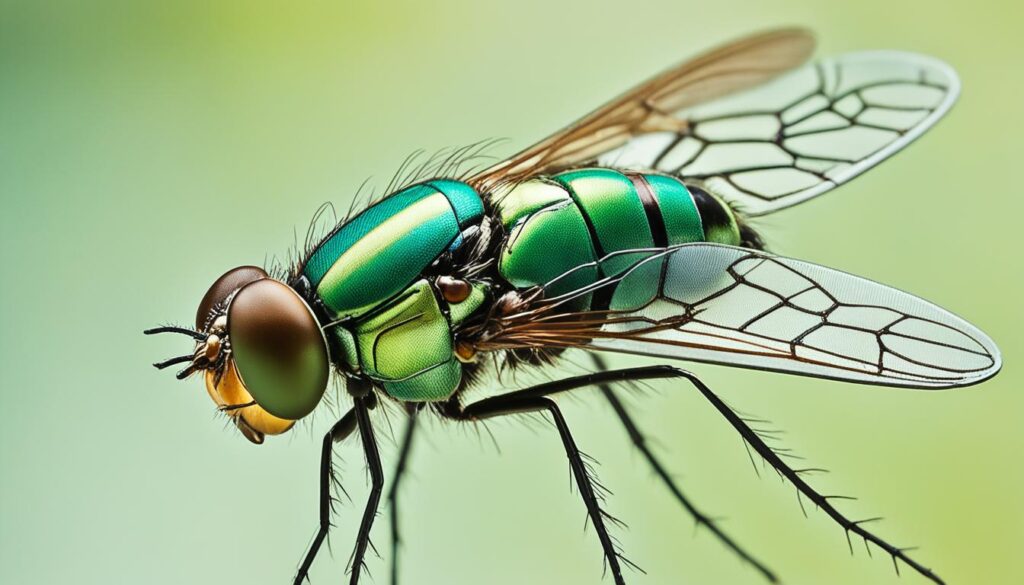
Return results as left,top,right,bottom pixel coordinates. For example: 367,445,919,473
2,1,1021,584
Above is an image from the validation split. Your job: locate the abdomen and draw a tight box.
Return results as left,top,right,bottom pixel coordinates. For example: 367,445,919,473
493,168,742,305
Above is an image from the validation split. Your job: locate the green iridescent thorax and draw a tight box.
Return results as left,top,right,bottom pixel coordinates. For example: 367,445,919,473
304,180,483,319
494,168,740,311
302,180,486,402
342,279,487,401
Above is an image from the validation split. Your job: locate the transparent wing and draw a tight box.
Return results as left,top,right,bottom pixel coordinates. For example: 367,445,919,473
484,245,999,389
600,51,960,215
469,28,816,191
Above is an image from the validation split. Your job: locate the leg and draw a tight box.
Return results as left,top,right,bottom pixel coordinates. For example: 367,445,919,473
589,353,777,583
294,408,358,585
444,395,631,585
675,369,943,585
348,395,385,584
450,365,942,585
292,395,385,585
388,407,420,585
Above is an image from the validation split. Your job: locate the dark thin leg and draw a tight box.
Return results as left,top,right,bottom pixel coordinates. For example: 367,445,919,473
680,369,945,585
348,395,385,584
444,396,631,585
446,365,943,585
292,395,385,585
388,408,419,585
589,353,777,583
294,408,359,585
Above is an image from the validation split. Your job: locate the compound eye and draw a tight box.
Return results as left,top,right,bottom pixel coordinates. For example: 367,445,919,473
227,279,329,420
196,266,269,330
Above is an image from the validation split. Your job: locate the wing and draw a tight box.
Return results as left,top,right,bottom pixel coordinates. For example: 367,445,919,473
600,51,960,215
469,28,817,191
482,244,1000,389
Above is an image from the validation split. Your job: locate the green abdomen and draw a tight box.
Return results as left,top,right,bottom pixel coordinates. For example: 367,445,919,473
495,168,740,305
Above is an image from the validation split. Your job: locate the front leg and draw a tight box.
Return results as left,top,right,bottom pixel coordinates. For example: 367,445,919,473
348,395,385,584
293,408,358,585
444,392,631,585
292,393,384,585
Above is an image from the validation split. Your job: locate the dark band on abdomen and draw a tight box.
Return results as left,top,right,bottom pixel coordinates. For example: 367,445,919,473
627,173,669,248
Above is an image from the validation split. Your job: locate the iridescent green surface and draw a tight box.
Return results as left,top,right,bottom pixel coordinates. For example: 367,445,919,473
499,169,708,302
353,280,460,401
308,180,482,318
332,327,361,372
2,3,1021,585
497,178,599,297
555,169,656,275
645,174,706,245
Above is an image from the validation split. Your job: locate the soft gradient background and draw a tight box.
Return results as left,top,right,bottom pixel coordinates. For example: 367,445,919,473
2,2,1021,584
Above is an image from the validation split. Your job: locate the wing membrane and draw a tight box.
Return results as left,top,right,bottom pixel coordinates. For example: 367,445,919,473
485,245,999,389
600,51,960,214
471,29,958,215
470,28,816,191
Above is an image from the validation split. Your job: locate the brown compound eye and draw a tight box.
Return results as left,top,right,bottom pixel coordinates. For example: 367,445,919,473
227,279,330,421
196,266,269,330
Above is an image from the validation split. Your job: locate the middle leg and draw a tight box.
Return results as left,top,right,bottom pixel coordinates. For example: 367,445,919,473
443,391,633,585
590,352,776,583
447,365,941,584
293,407,358,585
348,394,385,585
388,406,420,585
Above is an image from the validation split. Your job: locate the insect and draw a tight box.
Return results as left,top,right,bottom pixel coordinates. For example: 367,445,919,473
146,28,1000,585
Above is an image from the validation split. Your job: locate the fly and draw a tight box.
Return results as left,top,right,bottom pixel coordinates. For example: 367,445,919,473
146,28,1000,585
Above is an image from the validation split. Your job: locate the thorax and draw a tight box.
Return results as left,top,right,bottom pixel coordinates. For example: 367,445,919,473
297,179,488,402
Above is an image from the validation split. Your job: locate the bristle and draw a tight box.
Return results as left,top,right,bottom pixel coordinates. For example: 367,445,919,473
286,139,504,284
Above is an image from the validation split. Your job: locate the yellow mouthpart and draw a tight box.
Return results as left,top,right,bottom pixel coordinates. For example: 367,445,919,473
205,360,295,442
